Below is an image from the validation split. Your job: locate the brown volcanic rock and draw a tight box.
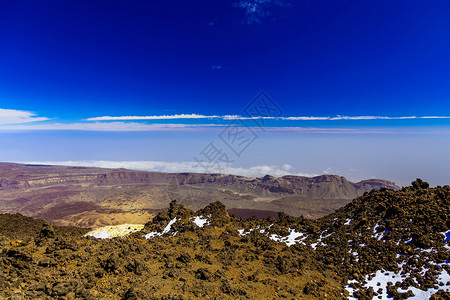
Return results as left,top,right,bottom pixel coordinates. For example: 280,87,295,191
0,181,449,299
0,209,343,299
226,208,280,219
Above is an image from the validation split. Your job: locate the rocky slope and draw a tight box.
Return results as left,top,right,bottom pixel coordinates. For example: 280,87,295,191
0,179,448,299
0,163,398,227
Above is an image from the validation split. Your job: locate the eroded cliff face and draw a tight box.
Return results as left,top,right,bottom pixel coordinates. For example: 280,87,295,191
0,163,398,199
0,163,399,226
176,173,399,199
1,173,173,189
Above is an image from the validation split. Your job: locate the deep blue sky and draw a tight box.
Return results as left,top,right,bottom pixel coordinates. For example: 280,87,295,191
1,0,450,186
1,0,450,118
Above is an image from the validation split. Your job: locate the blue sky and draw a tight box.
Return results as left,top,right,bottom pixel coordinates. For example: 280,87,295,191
1,0,450,186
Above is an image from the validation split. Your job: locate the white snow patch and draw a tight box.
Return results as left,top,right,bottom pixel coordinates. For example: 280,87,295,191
344,218,353,225
192,215,210,228
418,247,436,253
440,230,450,242
345,279,358,300
373,222,380,234
143,218,177,239
371,221,386,241
346,261,450,299
237,225,307,247
405,234,413,244
311,232,333,250
397,269,450,298
268,228,307,247
237,226,260,237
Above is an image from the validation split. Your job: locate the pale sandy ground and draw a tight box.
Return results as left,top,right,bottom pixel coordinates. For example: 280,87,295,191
84,224,145,238
52,211,156,228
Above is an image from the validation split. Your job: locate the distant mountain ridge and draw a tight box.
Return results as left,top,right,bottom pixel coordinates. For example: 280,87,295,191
0,163,398,200
0,162,399,226
175,173,399,199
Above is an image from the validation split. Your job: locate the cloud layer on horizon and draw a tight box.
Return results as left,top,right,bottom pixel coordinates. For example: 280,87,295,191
19,160,317,178
0,122,222,131
3,122,447,134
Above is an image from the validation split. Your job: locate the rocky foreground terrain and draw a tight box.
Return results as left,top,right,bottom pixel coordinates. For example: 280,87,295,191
0,163,398,227
0,179,448,299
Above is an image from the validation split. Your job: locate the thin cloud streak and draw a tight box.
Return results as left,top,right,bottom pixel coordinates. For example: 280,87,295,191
87,114,220,121
2,108,450,132
86,114,450,121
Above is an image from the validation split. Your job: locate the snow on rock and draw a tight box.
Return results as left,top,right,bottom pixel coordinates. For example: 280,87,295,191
161,218,177,234
237,229,246,236
311,232,333,250
441,230,450,242
85,224,145,239
143,231,160,239
345,279,358,300
371,221,385,241
344,218,353,225
238,226,261,237
191,215,210,228
346,260,450,299
143,218,177,239
404,234,413,244
268,228,307,247
237,225,307,247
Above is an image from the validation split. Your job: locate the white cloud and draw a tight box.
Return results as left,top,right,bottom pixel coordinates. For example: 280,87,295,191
323,167,333,175
20,160,317,178
421,116,450,119
0,108,49,124
222,115,276,120
283,116,330,120
86,114,219,121
279,115,448,121
328,115,416,120
85,113,450,122
1,111,449,132
224,115,450,121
